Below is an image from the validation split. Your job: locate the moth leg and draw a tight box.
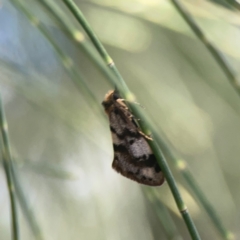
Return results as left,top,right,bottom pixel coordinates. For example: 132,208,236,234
116,98,128,109
117,98,145,111
131,115,140,122
138,130,153,141
117,98,125,102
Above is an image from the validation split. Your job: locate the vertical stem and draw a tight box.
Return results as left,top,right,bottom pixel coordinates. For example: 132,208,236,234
182,167,234,240
154,131,233,240
0,94,19,240
61,0,112,65
145,133,201,240
144,188,183,240
11,162,44,240
61,1,201,239
61,0,130,95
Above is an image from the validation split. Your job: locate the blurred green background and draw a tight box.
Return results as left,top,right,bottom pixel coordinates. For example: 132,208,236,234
1,0,240,239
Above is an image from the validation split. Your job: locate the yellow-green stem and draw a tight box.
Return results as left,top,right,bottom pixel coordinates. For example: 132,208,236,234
61,1,201,239
0,94,19,240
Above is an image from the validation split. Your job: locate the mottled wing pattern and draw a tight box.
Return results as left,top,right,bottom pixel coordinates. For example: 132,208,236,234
102,90,164,186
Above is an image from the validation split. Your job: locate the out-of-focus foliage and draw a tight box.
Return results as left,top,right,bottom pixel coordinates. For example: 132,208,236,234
0,0,240,239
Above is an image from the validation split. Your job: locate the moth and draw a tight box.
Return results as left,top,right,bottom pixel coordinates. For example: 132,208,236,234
102,90,164,186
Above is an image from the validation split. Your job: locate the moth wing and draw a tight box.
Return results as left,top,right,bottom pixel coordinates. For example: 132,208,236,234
108,99,164,186
112,151,164,186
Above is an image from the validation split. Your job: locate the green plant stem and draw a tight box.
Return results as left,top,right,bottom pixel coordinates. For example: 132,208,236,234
61,1,201,239
170,0,240,97
180,162,234,240
223,0,240,10
0,95,19,240
39,1,232,238
144,188,183,240
10,162,44,240
38,0,116,84
154,132,233,240
61,0,111,65
61,0,129,93
154,129,234,240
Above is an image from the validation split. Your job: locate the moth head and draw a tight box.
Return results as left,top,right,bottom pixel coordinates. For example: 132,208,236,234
112,90,120,100
102,90,120,110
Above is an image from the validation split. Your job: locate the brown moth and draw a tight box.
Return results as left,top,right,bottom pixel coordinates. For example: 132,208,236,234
102,90,164,186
